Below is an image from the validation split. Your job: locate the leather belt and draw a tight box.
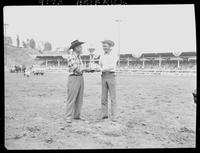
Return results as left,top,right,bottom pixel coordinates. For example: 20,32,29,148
69,74,83,76
102,71,115,74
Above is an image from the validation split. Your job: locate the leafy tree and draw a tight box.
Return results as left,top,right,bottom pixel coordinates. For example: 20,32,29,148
29,38,36,49
44,41,52,51
17,35,20,47
22,41,27,48
26,39,30,48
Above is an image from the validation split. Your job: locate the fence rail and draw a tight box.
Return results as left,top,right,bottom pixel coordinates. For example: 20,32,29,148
117,68,196,76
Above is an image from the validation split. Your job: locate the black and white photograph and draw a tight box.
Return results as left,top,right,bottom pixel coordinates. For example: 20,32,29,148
4,4,197,149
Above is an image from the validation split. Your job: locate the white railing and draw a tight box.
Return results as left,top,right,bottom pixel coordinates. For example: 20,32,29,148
116,68,196,76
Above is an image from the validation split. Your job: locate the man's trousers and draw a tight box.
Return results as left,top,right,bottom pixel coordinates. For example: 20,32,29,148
101,72,117,118
66,75,84,120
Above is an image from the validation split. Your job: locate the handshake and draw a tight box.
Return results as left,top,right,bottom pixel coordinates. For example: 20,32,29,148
80,63,101,73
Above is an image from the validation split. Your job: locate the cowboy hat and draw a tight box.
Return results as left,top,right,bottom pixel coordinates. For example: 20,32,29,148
69,40,84,50
101,40,115,47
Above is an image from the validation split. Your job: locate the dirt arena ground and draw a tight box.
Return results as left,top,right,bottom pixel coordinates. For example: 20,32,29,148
5,72,196,149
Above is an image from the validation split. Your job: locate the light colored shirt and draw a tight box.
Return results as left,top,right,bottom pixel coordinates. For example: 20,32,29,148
67,52,83,75
99,50,119,73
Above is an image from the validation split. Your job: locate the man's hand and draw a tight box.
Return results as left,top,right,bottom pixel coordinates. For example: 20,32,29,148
80,65,89,73
79,65,85,72
95,68,101,72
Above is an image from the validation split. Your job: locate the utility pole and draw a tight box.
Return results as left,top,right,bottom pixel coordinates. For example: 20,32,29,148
115,19,121,67
4,23,9,66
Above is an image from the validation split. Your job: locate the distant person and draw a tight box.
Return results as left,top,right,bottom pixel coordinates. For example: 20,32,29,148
64,40,87,123
192,89,196,104
24,67,30,77
99,40,119,122
22,64,26,73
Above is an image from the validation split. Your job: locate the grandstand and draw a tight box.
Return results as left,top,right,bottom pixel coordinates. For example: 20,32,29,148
31,51,196,76
35,54,66,67
118,52,196,70
119,54,137,67
34,53,100,69
4,44,196,75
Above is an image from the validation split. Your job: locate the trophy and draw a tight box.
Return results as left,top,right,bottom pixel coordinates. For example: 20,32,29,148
86,47,101,73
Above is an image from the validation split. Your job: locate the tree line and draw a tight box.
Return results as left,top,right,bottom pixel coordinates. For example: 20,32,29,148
22,38,52,51
5,35,52,52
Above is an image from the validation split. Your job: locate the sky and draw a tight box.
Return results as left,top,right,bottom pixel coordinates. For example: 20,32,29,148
3,5,196,56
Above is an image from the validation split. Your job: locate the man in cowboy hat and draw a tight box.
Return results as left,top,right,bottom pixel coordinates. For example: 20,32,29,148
65,40,86,123
99,40,119,122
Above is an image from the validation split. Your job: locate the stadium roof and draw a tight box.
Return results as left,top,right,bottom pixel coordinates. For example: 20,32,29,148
179,52,196,57
140,52,175,58
140,53,158,58
120,54,133,58
157,52,175,57
120,54,137,60
36,56,64,60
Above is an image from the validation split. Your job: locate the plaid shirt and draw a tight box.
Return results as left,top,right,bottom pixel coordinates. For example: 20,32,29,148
67,53,83,75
